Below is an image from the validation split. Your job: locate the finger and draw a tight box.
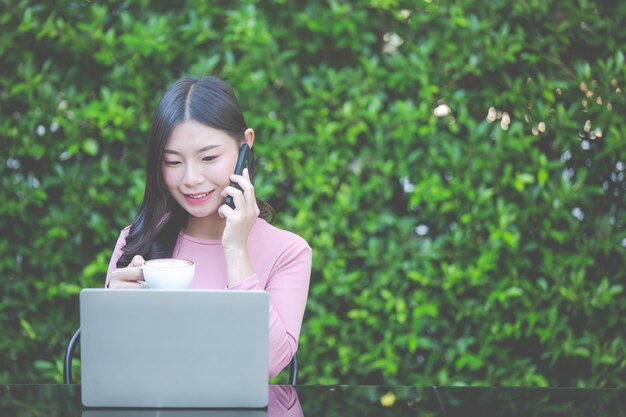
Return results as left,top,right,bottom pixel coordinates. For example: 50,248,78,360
109,266,145,288
129,255,145,267
230,170,254,191
229,171,256,214
108,279,147,289
240,169,258,213
222,185,246,211
110,266,143,283
218,203,234,219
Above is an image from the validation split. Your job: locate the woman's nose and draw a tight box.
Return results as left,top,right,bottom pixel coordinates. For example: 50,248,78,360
183,163,204,186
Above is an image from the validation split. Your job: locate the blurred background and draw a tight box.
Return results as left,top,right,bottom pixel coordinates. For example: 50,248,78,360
1,0,625,386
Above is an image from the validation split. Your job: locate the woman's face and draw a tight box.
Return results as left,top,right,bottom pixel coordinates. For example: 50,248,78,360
161,120,251,220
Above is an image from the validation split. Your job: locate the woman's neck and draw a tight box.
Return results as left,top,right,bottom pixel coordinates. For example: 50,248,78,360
183,213,225,240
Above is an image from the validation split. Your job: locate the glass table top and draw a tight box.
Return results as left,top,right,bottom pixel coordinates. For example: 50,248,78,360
1,384,624,417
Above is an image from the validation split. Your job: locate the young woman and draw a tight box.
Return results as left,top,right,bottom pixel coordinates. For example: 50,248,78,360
104,76,312,379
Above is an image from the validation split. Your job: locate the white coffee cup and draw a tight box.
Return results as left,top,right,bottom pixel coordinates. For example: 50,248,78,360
140,258,195,289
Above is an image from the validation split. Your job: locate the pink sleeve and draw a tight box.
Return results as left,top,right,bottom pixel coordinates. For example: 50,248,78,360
228,244,312,379
268,385,303,417
105,228,130,288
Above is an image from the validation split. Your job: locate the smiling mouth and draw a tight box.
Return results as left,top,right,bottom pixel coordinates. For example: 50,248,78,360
186,192,211,199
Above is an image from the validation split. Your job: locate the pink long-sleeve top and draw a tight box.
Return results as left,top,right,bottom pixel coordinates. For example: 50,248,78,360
105,217,312,379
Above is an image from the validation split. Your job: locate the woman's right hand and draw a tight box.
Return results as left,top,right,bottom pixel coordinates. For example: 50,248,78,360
107,255,146,289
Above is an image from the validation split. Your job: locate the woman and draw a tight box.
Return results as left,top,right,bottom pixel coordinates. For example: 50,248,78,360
105,76,312,378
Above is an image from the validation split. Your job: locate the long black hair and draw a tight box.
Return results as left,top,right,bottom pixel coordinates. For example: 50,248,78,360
117,76,272,268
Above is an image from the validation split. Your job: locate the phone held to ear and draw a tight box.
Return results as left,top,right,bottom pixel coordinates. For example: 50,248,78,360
225,144,254,209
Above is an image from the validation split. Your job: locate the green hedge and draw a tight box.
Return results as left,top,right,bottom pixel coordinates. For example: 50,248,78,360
2,0,625,386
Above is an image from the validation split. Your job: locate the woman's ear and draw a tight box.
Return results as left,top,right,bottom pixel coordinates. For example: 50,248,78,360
244,128,255,148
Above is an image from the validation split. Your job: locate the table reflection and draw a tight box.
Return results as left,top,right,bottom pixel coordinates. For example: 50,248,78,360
295,385,443,416
0,385,303,417
433,386,626,416
1,384,625,417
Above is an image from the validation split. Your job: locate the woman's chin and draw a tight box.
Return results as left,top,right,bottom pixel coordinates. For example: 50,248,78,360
185,204,224,220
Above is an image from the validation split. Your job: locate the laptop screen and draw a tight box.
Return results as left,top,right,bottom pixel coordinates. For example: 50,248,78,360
80,289,269,408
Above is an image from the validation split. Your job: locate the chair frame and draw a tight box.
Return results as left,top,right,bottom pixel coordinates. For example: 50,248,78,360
64,327,298,384
63,327,81,385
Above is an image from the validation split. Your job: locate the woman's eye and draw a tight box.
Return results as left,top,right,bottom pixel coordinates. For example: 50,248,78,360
163,160,181,166
202,156,216,162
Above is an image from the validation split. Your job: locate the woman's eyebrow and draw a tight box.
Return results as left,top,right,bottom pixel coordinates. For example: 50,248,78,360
163,145,220,155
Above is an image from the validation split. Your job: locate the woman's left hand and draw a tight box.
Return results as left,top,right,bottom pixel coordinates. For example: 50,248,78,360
218,168,260,252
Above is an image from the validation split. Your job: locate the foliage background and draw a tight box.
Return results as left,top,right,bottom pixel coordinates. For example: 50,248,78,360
1,0,625,386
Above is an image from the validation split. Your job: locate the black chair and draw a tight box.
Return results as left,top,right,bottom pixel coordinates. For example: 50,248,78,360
288,351,298,385
64,327,299,384
63,327,81,385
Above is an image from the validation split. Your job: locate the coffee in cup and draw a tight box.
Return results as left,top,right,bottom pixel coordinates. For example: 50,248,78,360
140,258,195,289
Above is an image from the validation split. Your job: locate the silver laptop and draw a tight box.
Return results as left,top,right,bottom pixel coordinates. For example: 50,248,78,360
80,289,268,408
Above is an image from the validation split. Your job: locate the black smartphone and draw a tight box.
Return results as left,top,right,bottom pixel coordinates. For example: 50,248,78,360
225,144,254,209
